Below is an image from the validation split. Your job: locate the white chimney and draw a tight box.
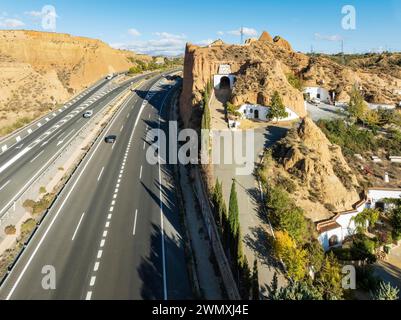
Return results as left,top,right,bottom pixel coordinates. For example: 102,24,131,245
384,172,389,183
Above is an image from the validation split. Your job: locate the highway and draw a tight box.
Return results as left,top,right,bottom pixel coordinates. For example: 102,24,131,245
0,73,192,300
0,72,155,219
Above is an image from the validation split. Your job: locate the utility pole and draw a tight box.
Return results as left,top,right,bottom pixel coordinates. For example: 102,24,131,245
341,39,345,65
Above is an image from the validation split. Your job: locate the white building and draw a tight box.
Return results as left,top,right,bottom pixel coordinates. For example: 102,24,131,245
238,104,299,122
317,188,401,251
213,64,236,89
304,87,332,104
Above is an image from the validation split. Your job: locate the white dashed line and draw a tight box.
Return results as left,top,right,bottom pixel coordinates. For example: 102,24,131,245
97,250,103,259
72,212,85,241
139,165,143,179
97,167,105,181
0,180,11,192
133,209,138,235
90,276,96,287
94,262,100,272
85,291,92,300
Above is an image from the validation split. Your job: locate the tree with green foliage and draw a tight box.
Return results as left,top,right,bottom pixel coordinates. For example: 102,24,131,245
315,252,344,300
353,208,380,234
228,179,240,240
251,259,260,300
348,85,368,122
201,92,211,131
391,205,401,241
269,91,288,123
269,278,323,300
304,240,325,274
266,185,309,243
372,281,400,300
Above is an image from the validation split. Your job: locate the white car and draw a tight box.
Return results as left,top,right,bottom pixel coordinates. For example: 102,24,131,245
83,110,93,118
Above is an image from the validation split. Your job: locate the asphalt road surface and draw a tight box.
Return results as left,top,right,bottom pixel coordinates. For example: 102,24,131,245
0,72,155,219
0,72,192,300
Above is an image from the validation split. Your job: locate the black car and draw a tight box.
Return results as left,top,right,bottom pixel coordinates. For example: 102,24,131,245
105,135,117,143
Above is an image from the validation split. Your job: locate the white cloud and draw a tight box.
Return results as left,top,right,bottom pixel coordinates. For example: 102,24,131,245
196,39,214,46
25,10,43,18
111,31,187,56
217,31,224,36
228,27,258,36
128,28,141,37
314,33,343,42
153,32,186,39
0,18,25,28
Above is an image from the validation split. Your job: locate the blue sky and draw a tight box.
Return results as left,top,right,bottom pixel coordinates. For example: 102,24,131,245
1,0,400,55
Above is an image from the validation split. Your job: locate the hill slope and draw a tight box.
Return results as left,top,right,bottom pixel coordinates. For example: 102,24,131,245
0,30,151,136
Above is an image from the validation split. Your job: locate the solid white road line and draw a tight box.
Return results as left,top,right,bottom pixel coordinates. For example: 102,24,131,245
133,209,138,236
29,150,44,164
4,87,133,300
97,167,104,181
72,212,85,241
0,180,11,192
158,83,175,301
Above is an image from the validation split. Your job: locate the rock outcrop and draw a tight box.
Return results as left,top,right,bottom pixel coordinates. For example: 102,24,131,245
273,117,361,217
180,30,401,127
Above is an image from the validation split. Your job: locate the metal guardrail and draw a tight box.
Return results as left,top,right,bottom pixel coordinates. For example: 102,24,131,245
0,83,137,289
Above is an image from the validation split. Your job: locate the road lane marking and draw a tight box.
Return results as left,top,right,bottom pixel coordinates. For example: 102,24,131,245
105,222,110,228
120,125,124,132
97,167,104,181
107,214,112,220
100,239,105,248
0,180,11,192
72,212,85,241
90,276,96,287
133,209,138,235
97,250,103,258
158,83,176,301
0,147,31,174
3,86,134,299
94,262,100,271
29,150,44,163
85,291,92,300
139,165,143,179
103,230,108,237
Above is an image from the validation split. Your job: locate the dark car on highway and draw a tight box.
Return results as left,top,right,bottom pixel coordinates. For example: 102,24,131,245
105,135,117,143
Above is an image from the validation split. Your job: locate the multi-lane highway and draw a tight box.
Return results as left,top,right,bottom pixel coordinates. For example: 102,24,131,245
0,72,155,219
0,73,192,300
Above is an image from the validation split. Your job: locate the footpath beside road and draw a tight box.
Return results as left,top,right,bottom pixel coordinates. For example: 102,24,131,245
212,124,288,298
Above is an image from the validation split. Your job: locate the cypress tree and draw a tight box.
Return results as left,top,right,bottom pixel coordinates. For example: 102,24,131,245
228,179,240,240
251,259,260,300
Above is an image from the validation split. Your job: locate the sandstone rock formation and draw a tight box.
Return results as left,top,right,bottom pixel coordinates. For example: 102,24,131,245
180,31,401,127
272,117,361,220
259,31,273,42
0,30,151,134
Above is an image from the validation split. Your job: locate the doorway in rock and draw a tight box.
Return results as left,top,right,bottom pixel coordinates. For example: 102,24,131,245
220,76,230,89
254,109,259,119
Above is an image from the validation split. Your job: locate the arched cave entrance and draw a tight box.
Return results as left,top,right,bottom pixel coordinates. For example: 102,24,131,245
220,76,231,89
